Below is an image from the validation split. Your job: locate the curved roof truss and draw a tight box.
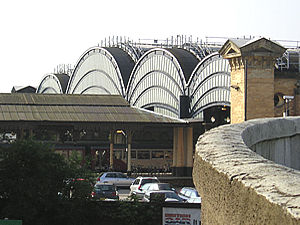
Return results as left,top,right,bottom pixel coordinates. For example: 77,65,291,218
126,48,192,117
36,74,65,94
189,53,231,118
66,47,127,96
127,48,188,97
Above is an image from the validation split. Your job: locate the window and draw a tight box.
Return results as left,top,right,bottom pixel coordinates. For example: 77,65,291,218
190,191,197,198
131,150,136,159
114,150,122,160
116,173,127,178
165,151,172,159
106,173,116,178
133,179,140,185
152,151,164,159
95,184,115,191
137,150,150,159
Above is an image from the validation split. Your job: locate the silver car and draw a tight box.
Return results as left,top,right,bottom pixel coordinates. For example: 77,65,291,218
96,172,135,187
178,187,201,203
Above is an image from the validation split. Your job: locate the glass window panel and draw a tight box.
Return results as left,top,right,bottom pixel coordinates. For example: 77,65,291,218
137,150,150,159
131,150,136,159
165,151,173,159
152,151,164,159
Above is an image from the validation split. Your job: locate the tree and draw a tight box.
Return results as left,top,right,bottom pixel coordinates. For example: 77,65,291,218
0,140,85,224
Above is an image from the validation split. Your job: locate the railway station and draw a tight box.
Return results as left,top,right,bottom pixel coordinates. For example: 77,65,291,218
4,36,300,177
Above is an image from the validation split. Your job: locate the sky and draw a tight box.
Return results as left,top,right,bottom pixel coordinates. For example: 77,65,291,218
0,0,299,93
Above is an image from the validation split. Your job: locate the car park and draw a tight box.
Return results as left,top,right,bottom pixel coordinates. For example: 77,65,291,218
129,177,160,195
143,190,183,202
178,187,201,203
91,183,119,201
96,172,135,187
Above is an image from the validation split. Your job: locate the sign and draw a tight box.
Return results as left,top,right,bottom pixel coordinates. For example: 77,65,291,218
163,207,201,225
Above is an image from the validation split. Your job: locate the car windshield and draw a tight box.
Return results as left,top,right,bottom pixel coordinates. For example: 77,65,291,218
141,183,151,191
165,192,181,200
190,191,200,197
95,185,115,191
105,173,116,178
158,184,171,190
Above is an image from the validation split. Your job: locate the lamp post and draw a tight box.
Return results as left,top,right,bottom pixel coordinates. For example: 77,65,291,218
116,130,132,176
283,95,294,117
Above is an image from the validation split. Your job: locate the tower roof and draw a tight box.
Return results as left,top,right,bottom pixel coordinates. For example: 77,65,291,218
219,37,286,59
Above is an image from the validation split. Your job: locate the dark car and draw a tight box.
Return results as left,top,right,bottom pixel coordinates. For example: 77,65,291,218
91,183,119,200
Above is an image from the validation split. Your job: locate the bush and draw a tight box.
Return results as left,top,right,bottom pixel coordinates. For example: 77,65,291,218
0,140,89,224
0,140,162,225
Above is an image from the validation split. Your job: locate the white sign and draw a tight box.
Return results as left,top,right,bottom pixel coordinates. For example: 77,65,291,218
162,207,201,225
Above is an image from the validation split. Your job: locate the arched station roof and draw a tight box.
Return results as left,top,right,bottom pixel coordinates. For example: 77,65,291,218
36,73,70,94
126,48,199,118
188,52,231,119
36,42,232,120
167,48,199,81
66,47,135,97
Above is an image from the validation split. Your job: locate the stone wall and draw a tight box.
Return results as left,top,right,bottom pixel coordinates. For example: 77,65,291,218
244,117,300,170
193,117,300,225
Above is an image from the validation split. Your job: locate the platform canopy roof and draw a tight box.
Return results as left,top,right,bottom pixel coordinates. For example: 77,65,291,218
0,93,188,126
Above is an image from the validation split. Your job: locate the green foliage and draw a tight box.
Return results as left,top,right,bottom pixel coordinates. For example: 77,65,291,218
110,201,161,225
0,140,90,224
0,140,162,225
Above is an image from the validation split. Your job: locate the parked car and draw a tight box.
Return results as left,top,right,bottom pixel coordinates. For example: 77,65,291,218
96,172,135,187
130,182,152,199
143,190,183,202
178,187,201,203
145,182,175,192
129,177,159,195
91,183,119,200
131,182,174,200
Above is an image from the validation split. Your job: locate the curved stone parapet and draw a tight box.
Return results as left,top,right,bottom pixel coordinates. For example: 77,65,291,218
193,117,300,225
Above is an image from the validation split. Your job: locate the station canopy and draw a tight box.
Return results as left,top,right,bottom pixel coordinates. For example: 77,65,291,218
0,93,188,126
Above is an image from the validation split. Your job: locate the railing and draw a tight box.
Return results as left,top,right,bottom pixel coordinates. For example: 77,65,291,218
97,36,300,72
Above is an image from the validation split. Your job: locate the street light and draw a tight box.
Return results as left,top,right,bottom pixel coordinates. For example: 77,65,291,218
283,95,294,117
116,130,131,176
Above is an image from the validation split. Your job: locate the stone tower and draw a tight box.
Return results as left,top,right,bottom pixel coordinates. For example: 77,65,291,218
219,38,286,124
